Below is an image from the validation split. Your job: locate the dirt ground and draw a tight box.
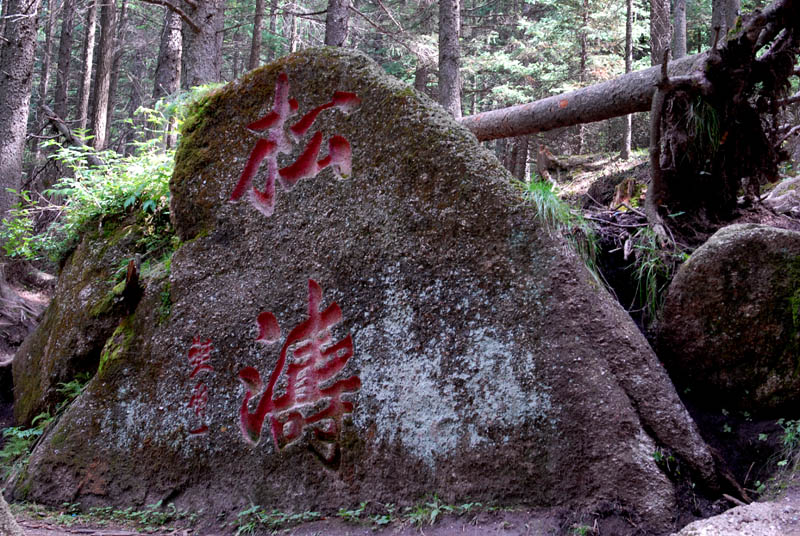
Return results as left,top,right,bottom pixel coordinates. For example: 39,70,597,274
16,508,567,536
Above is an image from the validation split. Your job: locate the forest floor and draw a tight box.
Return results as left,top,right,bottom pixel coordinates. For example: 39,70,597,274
13,504,571,536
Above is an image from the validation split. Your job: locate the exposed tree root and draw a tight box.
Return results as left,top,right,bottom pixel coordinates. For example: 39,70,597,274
647,0,800,238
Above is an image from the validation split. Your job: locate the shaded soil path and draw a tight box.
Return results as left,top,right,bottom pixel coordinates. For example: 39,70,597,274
17,509,566,536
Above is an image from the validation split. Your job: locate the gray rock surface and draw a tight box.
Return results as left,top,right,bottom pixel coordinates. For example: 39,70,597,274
670,485,800,536
658,223,800,414
15,48,717,534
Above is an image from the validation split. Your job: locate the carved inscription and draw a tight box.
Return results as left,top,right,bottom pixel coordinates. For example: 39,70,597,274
238,279,360,465
186,337,214,435
230,72,361,217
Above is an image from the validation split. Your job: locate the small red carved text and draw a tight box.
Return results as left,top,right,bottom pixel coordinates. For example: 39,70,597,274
230,72,361,217
238,279,360,465
187,337,214,436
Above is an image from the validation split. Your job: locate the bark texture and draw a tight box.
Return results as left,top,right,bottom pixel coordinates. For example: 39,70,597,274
153,8,182,99
621,0,634,159
438,0,461,118
673,0,687,59
90,0,117,149
711,0,740,45
459,52,706,141
324,0,350,46
0,0,43,219
182,0,224,87
650,0,671,65
249,0,265,69
153,8,182,149
77,0,97,131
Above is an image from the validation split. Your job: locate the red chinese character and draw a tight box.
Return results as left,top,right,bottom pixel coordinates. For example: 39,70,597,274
238,280,361,463
188,382,210,436
188,382,209,417
230,72,360,217
188,337,214,378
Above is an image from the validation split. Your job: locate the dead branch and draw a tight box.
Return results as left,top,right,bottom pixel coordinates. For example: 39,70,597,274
139,0,200,33
41,104,105,167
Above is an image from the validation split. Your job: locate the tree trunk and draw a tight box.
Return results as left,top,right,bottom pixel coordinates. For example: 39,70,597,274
621,0,633,159
33,0,58,160
120,56,146,154
77,0,97,132
650,0,671,65
153,8,182,100
325,0,350,46
54,0,76,118
0,0,43,219
153,8,182,149
37,0,57,109
438,0,461,118
90,0,116,150
105,0,127,148
249,0,265,69
0,493,24,536
460,52,706,141
673,0,687,59
514,136,529,180
711,0,740,46
287,6,298,53
267,0,278,60
182,0,224,88
577,0,589,154
414,62,429,95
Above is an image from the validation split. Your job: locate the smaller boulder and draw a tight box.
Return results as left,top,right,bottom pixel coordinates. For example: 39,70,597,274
658,224,800,414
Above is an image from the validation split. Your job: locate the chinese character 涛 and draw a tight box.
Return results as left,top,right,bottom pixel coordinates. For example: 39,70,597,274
238,279,360,464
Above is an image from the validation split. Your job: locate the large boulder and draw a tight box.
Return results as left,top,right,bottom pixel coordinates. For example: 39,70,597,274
658,224,800,414
14,48,717,534
12,217,145,425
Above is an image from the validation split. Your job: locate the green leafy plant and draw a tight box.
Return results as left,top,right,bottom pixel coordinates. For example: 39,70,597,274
233,504,321,534
1,142,173,263
628,226,686,324
776,418,800,470
55,372,91,412
517,178,599,277
0,411,52,478
0,85,217,266
337,501,367,523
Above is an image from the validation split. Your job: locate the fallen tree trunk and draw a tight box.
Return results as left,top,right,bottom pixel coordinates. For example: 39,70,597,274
459,53,706,141
460,0,796,142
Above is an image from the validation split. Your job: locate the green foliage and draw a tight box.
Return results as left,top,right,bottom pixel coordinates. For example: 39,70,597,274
0,412,52,479
233,504,321,535
517,178,599,277
404,495,456,526
0,372,90,478
776,418,800,470
231,499,486,533
55,372,91,412
1,85,217,265
570,524,597,536
39,501,200,532
1,143,173,263
336,501,367,523
682,96,722,172
628,227,686,324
